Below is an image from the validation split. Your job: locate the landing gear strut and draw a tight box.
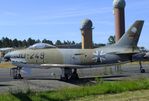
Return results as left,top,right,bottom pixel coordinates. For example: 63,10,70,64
139,61,145,73
10,67,23,79
60,68,79,81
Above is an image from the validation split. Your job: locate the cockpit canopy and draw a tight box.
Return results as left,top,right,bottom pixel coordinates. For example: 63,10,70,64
28,43,56,49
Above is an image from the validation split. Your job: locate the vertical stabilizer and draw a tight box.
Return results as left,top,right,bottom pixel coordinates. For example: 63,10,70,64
116,20,144,48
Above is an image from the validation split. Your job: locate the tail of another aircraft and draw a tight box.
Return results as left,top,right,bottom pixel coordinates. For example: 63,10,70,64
115,20,144,48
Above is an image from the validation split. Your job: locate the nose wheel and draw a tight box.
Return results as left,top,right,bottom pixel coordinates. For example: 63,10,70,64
60,68,79,81
10,67,23,79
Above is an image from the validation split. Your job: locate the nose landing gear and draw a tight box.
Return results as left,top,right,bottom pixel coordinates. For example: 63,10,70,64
10,67,23,79
60,68,79,81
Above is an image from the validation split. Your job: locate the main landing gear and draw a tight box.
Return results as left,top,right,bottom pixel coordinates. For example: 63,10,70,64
60,68,79,81
10,67,23,79
139,61,145,73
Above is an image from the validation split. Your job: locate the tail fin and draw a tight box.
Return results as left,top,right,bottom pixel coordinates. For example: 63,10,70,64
115,20,144,48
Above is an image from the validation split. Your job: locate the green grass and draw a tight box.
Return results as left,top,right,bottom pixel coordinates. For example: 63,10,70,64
1,78,149,101
71,90,149,101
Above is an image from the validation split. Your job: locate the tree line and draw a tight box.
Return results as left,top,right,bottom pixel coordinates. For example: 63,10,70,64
0,37,114,48
0,37,80,48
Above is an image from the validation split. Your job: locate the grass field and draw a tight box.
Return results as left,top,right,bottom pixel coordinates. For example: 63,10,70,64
0,78,149,101
72,90,149,101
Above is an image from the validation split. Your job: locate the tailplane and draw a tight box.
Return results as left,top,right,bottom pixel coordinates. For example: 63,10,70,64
115,20,144,48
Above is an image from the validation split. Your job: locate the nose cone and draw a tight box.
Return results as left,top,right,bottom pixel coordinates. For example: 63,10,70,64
4,52,11,61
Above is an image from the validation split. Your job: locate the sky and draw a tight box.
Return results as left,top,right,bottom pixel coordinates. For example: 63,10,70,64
0,0,149,48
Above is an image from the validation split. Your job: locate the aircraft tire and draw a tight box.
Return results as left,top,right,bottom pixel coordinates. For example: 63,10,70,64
18,74,23,79
60,74,69,81
70,73,79,80
141,69,145,73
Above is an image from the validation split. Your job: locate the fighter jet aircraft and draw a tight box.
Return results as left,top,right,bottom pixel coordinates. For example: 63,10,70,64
4,20,144,80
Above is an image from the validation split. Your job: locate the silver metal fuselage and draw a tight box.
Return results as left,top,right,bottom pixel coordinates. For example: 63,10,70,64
6,45,138,67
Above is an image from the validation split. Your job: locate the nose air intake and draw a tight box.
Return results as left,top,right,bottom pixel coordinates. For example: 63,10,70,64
4,53,11,62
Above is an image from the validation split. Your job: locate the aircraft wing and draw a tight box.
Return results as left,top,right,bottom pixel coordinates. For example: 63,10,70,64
40,64,91,69
40,61,130,69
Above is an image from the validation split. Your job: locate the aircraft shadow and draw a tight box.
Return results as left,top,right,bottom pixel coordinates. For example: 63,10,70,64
0,84,12,87
64,74,129,85
25,74,129,85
